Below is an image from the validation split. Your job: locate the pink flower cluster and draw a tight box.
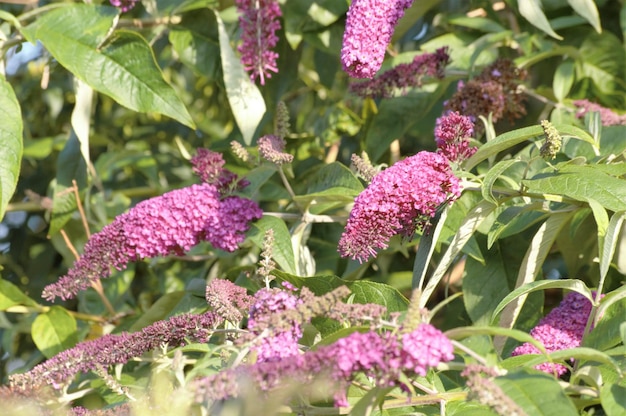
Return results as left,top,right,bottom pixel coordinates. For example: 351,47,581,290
435,111,477,163
191,148,249,192
341,0,415,79
43,183,262,301
338,151,460,263
109,0,138,12
350,48,450,98
193,323,454,407
574,99,626,126
511,292,595,375
258,134,293,165
247,286,302,362
236,0,282,85
9,312,220,391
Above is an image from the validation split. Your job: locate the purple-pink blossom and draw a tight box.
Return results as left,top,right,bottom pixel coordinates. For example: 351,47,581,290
258,134,293,165
247,286,302,362
511,292,595,375
192,323,454,407
191,148,249,192
350,48,450,97
574,99,626,126
341,0,415,79
338,151,460,263
9,312,220,392
43,184,262,301
435,111,477,163
109,0,138,12
236,0,282,85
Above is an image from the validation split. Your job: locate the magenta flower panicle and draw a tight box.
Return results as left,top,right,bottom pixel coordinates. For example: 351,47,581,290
349,47,450,98
109,0,138,12
42,183,262,301
191,148,249,192
574,99,626,126
338,151,460,263
435,111,476,163
236,0,282,85
9,312,220,392
511,291,595,375
258,134,293,165
341,0,415,79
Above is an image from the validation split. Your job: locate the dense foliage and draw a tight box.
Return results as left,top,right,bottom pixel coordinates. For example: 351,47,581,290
2,0,626,415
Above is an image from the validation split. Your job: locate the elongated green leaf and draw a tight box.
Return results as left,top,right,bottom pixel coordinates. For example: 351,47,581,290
250,216,297,275
553,60,575,102
497,211,573,336
568,0,601,33
49,133,87,236
0,76,23,222
555,123,597,147
419,200,497,308
464,126,543,171
71,79,93,167
588,198,609,254
481,159,522,205
413,206,448,293
523,164,626,212
32,306,78,358
585,289,626,351
602,383,626,416
492,279,593,323
599,211,626,289
518,0,563,40
215,12,265,145
21,4,194,128
579,33,625,95
494,371,578,415
129,291,185,332
0,278,37,310
445,326,546,354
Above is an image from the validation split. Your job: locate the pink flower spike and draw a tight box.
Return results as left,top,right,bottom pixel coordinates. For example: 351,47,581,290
341,0,415,79
338,151,460,263
236,0,282,85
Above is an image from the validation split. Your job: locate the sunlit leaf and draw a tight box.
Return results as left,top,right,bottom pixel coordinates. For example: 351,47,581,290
21,4,195,128
0,76,23,221
32,306,78,358
215,11,266,145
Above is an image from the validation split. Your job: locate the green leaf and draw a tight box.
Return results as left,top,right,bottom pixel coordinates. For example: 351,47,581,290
21,4,194,128
465,126,543,171
523,164,626,212
553,60,575,102
445,326,546,354
71,79,93,167
481,159,522,205
0,76,23,221
32,306,78,358
494,371,578,415
599,211,626,289
294,162,363,213
49,132,87,236
601,383,626,416
584,290,626,351
487,207,548,249
365,85,448,162
420,201,497,308
169,9,220,78
129,291,186,332
578,33,625,96
0,278,37,310
588,198,609,257
524,347,622,377
447,16,506,33
491,279,593,323
567,0,601,33
215,12,265,145
250,216,297,275
518,0,563,40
